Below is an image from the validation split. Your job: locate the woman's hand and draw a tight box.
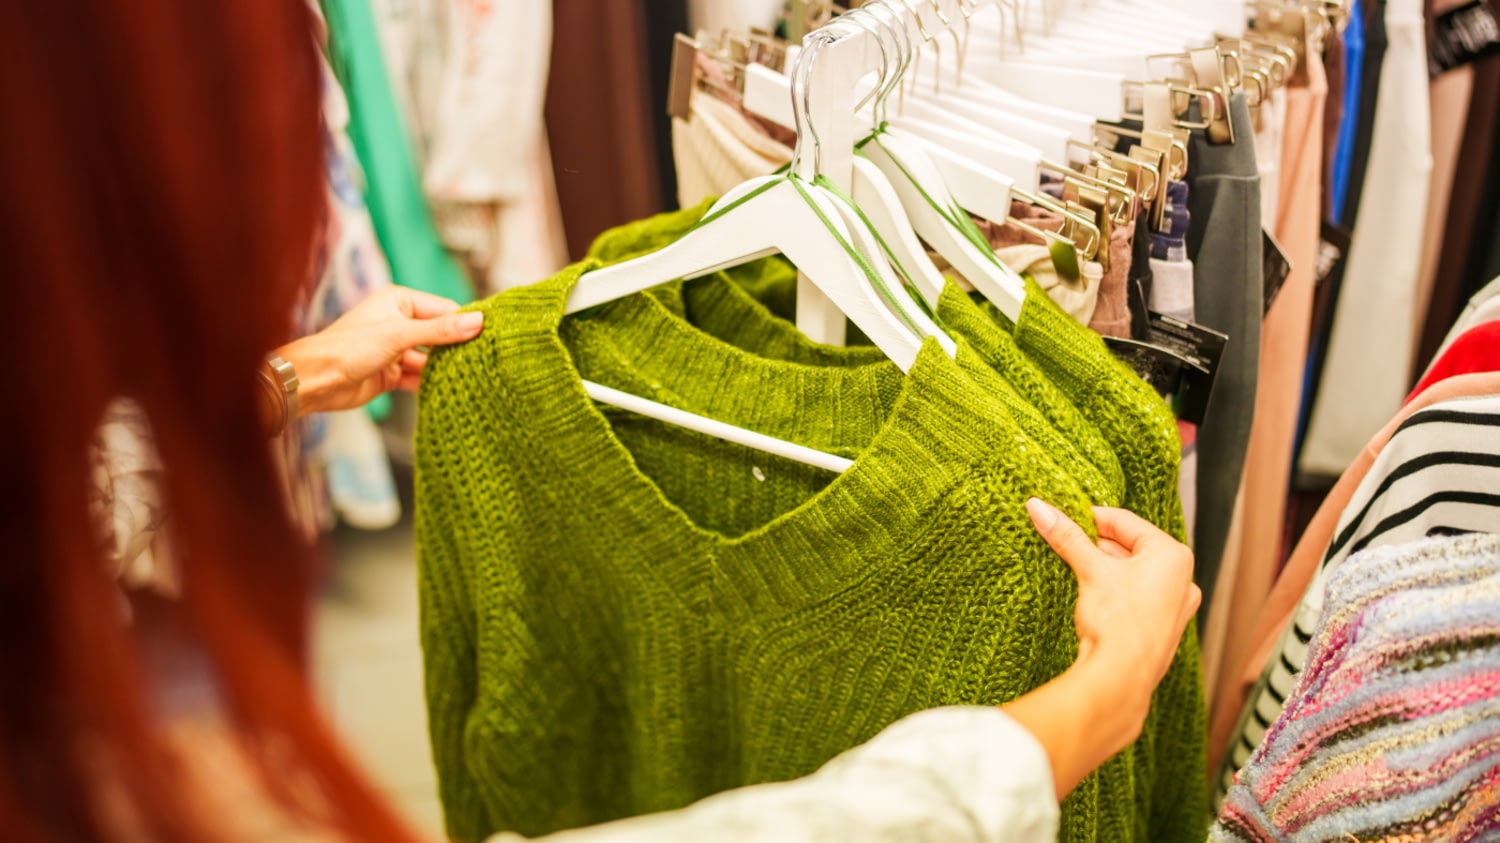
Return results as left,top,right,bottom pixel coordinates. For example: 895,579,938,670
1026,500,1200,688
1000,500,1199,800
275,286,484,417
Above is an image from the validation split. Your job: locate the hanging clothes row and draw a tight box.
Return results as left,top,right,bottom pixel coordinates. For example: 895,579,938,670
1199,0,1500,812
669,2,1279,622
1212,283,1500,800
414,0,1500,839
410,1,1313,840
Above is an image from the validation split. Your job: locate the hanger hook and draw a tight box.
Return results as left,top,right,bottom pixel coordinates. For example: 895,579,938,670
900,0,935,41
862,0,913,123
944,4,965,88
789,30,838,178
904,0,944,95
837,9,892,120
858,5,910,125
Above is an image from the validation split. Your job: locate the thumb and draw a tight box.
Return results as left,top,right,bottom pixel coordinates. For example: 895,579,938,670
398,310,484,350
1026,498,1101,581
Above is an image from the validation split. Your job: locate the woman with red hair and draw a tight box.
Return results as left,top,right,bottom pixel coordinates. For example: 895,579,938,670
0,2,1198,841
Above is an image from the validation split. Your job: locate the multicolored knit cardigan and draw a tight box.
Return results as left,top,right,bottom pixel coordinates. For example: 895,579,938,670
1214,531,1500,842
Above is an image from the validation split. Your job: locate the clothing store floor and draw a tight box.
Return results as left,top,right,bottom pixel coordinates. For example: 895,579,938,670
314,510,444,837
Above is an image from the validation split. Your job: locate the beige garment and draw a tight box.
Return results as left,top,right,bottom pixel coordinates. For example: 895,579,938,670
1253,86,1288,226
996,244,1103,324
1203,55,1329,730
1200,488,1247,705
91,399,174,593
1412,0,1477,344
970,202,1106,323
936,243,1104,324
1206,369,1500,773
672,89,793,208
370,0,564,295
687,0,784,36
478,137,570,292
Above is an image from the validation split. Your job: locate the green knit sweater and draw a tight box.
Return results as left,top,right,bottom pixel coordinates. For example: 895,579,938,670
582,206,1206,841
418,263,1119,841
587,203,1128,509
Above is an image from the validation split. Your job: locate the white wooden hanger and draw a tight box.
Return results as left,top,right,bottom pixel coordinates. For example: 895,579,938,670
864,2,1099,264
563,33,957,474
742,11,1028,227
838,13,954,306
848,3,1026,318
891,95,1045,189
956,0,1201,117
740,5,1028,318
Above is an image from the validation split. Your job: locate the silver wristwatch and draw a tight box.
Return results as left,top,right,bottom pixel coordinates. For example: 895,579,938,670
262,352,300,430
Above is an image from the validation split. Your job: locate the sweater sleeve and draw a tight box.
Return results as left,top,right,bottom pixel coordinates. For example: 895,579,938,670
485,707,1058,843
416,321,505,842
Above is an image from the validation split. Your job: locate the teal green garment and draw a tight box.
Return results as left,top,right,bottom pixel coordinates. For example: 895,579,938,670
319,0,472,305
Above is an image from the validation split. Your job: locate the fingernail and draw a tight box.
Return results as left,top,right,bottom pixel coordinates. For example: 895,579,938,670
1026,497,1058,530
457,311,484,334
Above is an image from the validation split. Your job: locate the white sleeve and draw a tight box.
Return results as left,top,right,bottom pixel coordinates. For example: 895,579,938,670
486,706,1059,843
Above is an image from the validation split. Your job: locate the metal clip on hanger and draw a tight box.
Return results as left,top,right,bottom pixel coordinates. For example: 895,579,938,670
667,33,746,120
1093,123,1190,181
1188,45,1236,143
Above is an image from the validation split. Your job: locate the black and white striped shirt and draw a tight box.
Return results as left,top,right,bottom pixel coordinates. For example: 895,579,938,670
1217,393,1500,797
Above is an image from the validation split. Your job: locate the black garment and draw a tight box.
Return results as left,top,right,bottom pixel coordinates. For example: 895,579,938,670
1185,94,1264,613
1129,205,1154,342
1461,68,1500,304
1337,0,1390,226
642,0,689,210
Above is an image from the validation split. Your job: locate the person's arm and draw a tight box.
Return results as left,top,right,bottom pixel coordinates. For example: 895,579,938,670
490,705,1060,843
1011,499,1201,799
256,285,484,435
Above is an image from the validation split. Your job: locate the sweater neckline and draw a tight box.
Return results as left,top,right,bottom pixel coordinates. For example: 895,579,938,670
515,261,1010,615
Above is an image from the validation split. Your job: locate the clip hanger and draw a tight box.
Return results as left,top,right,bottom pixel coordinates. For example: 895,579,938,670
1185,45,1236,144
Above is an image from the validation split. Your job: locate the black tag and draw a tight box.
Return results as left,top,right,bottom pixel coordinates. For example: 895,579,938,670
1262,228,1293,316
1104,313,1228,425
1314,220,1352,291
1429,0,1500,77
1103,336,1190,398
1145,311,1228,425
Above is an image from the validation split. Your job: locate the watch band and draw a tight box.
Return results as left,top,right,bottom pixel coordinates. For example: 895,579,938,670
261,352,300,433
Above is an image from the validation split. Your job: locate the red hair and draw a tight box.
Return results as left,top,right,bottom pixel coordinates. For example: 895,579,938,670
0,3,420,841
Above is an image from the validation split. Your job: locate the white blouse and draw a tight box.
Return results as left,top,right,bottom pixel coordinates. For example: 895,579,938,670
491,706,1058,843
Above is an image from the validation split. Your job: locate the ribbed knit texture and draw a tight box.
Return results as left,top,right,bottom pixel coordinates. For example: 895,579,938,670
1002,285,1207,842
581,208,1205,841
417,263,1101,840
1213,532,1500,842
587,203,1128,508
